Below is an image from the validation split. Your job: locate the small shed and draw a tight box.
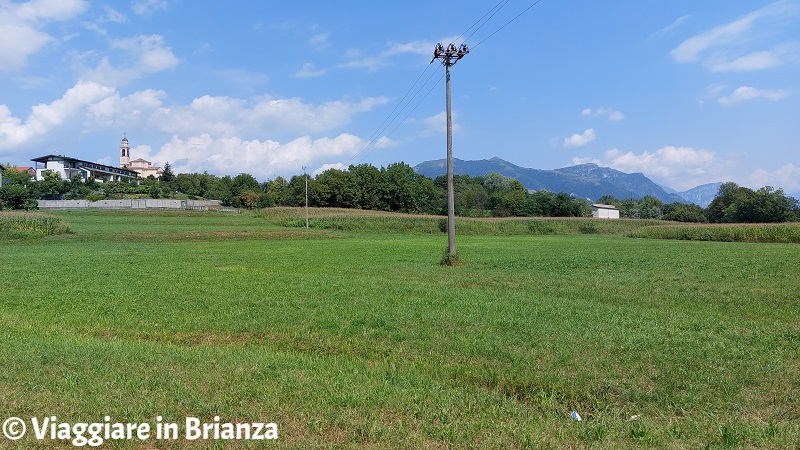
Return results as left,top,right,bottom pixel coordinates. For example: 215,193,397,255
592,203,620,219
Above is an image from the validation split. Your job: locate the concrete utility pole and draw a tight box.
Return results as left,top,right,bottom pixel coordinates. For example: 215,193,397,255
431,43,469,260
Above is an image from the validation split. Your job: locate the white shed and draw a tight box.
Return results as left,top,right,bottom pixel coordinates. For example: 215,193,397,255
592,203,620,219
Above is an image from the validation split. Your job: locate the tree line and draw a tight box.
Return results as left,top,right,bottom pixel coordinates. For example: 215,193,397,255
597,182,799,223
2,163,798,222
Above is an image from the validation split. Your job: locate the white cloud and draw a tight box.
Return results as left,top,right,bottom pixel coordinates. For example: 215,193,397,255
717,86,789,106
0,0,88,72
103,6,127,23
151,133,365,180
295,62,326,78
653,15,691,37
0,81,115,149
749,163,800,191
80,34,178,85
309,32,329,47
341,38,450,71
374,135,400,149
581,107,624,121
386,40,433,57
132,0,167,16
417,111,460,136
574,146,722,190
1,72,387,175
313,162,346,176
671,0,800,72
563,129,596,148
87,89,166,127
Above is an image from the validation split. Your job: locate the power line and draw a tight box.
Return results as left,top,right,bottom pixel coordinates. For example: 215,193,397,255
470,0,544,50
345,0,544,168
344,64,439,166
455,0,510,45
354,71,444,165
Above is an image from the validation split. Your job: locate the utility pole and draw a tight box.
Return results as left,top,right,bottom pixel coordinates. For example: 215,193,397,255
431,43,469,260
302,166,309,229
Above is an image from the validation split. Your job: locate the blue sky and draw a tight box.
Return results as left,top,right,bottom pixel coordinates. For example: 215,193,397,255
1,0,798,193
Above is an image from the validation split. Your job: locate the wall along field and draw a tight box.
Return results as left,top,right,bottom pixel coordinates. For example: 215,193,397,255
1,209,799,448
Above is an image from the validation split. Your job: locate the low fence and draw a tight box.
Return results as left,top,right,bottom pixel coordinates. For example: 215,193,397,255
37,199,226,211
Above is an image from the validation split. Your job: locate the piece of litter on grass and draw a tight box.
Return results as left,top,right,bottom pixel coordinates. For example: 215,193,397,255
629,415,641,421
570,411,582,421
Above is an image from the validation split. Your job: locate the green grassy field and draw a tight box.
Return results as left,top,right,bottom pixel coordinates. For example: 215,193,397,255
1,209,799,449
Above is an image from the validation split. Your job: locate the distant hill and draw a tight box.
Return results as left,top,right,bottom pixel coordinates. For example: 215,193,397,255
413,157,688,204
676,182,722,208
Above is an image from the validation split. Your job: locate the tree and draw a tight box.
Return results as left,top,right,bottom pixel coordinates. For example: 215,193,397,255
0,184,31,210
266,176,289,206
161,162,175,184
348,164,384,210
315,168,352,208
637,196,665,219
663,203,707,222
64,174,91,199
40,170,66,199
1,166,33,186
380,162,416,212
707,182,798,223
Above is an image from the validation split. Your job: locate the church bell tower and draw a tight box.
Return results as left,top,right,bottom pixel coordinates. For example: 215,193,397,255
120,134,130,168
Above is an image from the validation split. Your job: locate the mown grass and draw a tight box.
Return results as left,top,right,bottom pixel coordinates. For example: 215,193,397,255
0,211,70,239
1,208,799,448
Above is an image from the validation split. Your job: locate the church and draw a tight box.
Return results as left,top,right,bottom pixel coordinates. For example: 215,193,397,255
119,135,164,179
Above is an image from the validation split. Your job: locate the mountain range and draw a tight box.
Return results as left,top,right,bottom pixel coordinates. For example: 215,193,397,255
413,157,722,206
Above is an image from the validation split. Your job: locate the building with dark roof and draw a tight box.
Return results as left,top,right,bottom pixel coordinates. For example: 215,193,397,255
31,155,139,182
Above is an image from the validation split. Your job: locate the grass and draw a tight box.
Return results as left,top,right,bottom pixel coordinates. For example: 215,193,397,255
261,207,800,243
1,208,798,448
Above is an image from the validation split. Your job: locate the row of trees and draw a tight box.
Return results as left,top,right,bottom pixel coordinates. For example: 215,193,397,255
2,164,798,222
597,182,799,223
1,163,590,217
169,163,592,217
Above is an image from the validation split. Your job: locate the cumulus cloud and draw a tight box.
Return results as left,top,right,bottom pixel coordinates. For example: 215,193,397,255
581,107,624,121
102,94,388,138
150,133,365,180
749,163,800,191
417,111,460,136
313,162,347,176
1,76,388,169
374,135,400,149
717,86,790,106
563,129,596,148
573,146,723,190
0,81,115,149
87,89,167,127
0,0,88,72
80,34,179,85
671,0,800,72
